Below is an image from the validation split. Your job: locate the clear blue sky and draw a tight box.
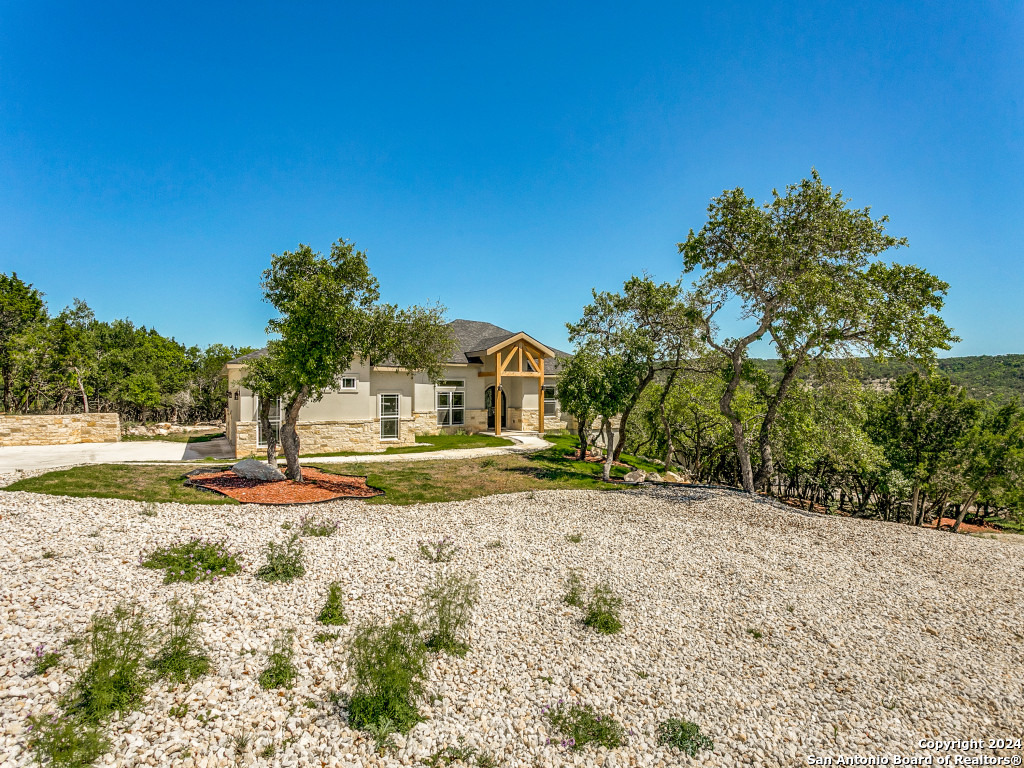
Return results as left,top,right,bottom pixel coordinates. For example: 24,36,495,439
2,2,1021,356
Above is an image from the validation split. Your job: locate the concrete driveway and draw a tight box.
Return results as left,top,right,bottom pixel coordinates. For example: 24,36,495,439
0,437,234,473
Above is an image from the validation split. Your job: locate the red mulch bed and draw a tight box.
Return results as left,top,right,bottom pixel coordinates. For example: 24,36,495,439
185,468,383,505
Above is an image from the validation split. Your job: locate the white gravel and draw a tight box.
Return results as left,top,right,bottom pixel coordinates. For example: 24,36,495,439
1,485,1022,767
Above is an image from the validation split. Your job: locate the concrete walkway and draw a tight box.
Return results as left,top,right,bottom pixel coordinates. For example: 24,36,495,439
0,435,550,474
0,437,235,473
306,434,551,464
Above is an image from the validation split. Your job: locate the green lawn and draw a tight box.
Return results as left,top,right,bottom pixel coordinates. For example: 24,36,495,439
3,464,237,505
301,432,514,457
312,434,662,505
3,434,659,506
121,431,225,444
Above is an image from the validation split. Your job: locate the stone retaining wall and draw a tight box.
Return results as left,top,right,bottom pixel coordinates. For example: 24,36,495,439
0,413,121,446
232,412,440,458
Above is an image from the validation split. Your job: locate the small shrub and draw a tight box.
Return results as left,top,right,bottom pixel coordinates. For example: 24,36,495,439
27,711,108,768
562,571,584,608
480,458,497,468
30,644,62,676
656,718,714,756
583,582,623,635
365,716,397,753
565,533,583,544
140,503,158,518
543,700,625,750
299,514,339,537
346,614,427,733
420,570,479,656
317,582,348,626
417,536,458,563
258,630,297,690
256,534,305,582
149,596,210,684
65,602,151,723
140,537,242,584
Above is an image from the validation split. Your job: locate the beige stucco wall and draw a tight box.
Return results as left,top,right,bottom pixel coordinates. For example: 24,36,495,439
0,413,121,446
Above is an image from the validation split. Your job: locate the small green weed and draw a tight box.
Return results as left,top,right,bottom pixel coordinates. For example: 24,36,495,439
313,631,336,644
258,742,276,759
656,718,713,756
259,630,297,689
42,550,57,559
169,703,189,718
27,711,108,767
484,540,502,549
346,614,426,734
140,537,242,584
231,731,251,756
30,644,61,676
149,596,210,684
299,514,339,537
65,602,151,723
423,738,487,767
562,571,584,608
417,536,458,563
420,570,479,657
582,582,623,635
543,700,625,750
565,533,582,543
365,716,397,753
256,534,306,582
746,628,763,639
140,503,158,517
280,521,292,530
316,582,348,626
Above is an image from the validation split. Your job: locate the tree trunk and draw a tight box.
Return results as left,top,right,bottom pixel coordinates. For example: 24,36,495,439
75,368,89,414
258,397,279,468
601,417,614,483
732,417,755,494
576,413,590,460
909,482,921,526
280,386,308,482
752,351,807,491
951,490,981,533
612,368,655,462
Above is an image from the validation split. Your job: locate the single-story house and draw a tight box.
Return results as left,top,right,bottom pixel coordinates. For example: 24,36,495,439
224,319,574,458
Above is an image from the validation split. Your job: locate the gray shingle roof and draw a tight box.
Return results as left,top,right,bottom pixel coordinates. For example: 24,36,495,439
228,319,570,372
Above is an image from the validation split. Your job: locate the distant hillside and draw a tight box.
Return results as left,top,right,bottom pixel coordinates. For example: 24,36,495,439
750,355,1024,401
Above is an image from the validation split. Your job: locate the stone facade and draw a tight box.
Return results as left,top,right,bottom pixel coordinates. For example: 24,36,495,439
0,414,121,447
231,411,442,458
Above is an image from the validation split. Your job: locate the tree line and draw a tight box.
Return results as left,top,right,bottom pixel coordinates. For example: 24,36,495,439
0,274,252,423
558,171,1023,530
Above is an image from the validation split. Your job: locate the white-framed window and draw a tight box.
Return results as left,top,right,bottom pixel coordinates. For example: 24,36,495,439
379,393,400,440
339,375,358,391
543,384,558,416
255,396,282,447
436,380,465,426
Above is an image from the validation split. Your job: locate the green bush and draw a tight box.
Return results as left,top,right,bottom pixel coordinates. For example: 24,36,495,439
583,582,623,635
258,630,297,690
65,602,151,723
149,596,210,684
27,712,108,768
420,570,479,656
346,614,427,734
656,718,714,756
543,700,625,750
140,538,241,584
256,534,305,582
317,582,348,626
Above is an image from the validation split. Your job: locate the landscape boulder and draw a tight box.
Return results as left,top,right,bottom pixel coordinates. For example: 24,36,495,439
623,470,646,483
231,459,286,482
647,472,663,482
663,471,681,483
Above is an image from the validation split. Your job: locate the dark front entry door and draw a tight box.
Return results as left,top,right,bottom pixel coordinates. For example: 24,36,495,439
484,386,507,430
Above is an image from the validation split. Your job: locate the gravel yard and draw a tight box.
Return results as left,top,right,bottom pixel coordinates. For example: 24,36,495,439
1,485,1022,767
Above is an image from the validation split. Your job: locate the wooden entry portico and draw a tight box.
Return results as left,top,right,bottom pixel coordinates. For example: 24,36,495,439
474,332,554,436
